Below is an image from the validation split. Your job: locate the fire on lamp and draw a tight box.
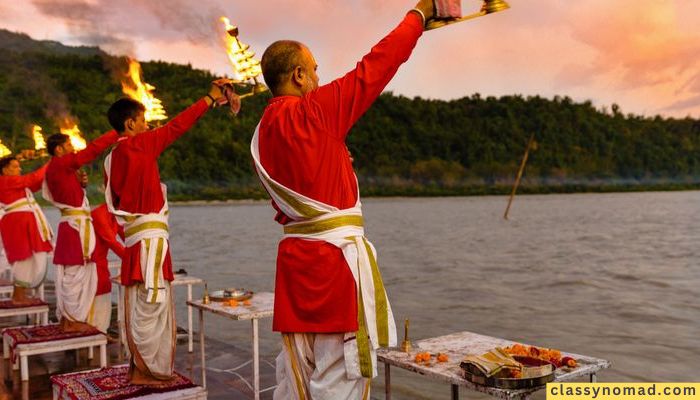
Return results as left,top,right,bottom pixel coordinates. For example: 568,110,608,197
0,140,11,158
32,125,47,154
121,58,168,123
16,124,48,160
59,120,87,151
220,17,267,99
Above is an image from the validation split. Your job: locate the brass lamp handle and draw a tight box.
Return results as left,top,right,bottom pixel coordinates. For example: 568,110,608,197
425,11,486,30
425,0,510,31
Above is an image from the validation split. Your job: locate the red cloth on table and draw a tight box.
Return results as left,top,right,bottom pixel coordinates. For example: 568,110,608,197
107,99,209,286
50,365,196,400
258,12,423,333
0,298,47,308
0,165,53,263
45,131,119,266
91,204,124,296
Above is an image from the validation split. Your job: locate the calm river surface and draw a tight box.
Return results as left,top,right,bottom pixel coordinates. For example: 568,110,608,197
46,191,700,399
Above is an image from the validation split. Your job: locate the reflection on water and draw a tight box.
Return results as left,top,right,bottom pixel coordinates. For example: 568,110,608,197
45,191,700,399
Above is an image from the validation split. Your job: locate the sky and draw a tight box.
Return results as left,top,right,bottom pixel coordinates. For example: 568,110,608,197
1,0,700,118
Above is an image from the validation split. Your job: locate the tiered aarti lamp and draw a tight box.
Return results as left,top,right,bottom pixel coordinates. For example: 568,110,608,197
221,17,267,99
121,58,168,124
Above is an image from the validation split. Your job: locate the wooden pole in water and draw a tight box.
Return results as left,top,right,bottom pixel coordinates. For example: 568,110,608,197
504,133,535,220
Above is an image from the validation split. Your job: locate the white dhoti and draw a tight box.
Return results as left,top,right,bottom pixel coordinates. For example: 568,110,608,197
11,252,48,289
252,124,396,397
55,263,98,323
274,333,371,400
124,282,175,378
120,233,175,379
89,293,112,333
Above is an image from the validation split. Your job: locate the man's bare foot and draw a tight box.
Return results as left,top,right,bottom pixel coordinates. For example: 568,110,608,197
59,318,96,333
11,287,36,306
130,367,176,386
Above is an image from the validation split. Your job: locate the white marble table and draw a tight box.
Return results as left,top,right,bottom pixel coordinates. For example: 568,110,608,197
112,274,205,354
378,331,611,400
0,299,49,326
188,291,274,400
51,364,207,400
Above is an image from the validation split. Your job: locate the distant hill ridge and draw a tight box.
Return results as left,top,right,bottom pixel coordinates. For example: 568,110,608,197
0,29,104,56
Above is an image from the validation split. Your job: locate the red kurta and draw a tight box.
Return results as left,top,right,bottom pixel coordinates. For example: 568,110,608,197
0,164,53,263
258,13,423,333
91,204,124,296
107,99,209,286
46,131,119,266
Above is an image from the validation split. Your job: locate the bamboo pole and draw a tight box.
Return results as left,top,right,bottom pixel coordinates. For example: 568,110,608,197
504,133,535,220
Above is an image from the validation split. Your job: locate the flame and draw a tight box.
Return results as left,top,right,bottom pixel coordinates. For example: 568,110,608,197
220,17,262,82
32,125,46,151
59,121,87,151
121,58,168,122
0,140,11,157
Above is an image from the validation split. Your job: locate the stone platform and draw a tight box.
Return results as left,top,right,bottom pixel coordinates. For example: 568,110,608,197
0,281,277,399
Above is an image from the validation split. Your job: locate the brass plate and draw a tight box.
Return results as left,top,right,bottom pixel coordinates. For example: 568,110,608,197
460,355,556,389
461,368,554,389
210,290,254,302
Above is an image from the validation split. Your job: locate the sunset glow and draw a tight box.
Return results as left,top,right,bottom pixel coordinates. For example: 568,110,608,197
1,1,699,117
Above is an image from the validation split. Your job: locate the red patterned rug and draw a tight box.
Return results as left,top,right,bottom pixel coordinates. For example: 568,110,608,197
51,366,197,400
4,324,103,362
0,298,47,308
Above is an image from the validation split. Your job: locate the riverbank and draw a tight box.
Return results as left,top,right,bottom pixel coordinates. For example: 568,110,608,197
64,181,700,206
162,181,700,203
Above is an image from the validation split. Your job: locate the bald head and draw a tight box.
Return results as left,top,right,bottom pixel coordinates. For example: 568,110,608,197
261,40,318,96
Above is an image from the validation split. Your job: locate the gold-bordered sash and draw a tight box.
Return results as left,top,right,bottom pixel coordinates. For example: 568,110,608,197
283,215,364,235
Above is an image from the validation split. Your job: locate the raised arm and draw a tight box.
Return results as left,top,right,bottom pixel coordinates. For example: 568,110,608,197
141,83,226,156
0,163,49,192
139,99,209,157
27,163,49,192
307,9,425,139
70,130,120,168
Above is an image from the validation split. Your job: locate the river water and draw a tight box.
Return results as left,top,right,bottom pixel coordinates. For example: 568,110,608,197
46,191,700,399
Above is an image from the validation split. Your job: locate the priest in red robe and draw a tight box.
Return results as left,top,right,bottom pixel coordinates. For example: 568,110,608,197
104,82,227,385
0,156,53,304
253,1,433,398
43,131,119,332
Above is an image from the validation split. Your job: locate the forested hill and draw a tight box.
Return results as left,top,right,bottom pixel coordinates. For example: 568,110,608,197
1,29,700,200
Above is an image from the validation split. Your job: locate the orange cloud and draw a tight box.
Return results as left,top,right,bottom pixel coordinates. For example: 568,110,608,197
560,0,700,114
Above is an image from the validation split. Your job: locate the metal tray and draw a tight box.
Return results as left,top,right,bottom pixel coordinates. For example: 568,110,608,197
210,290,254,302
460,355,555,389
